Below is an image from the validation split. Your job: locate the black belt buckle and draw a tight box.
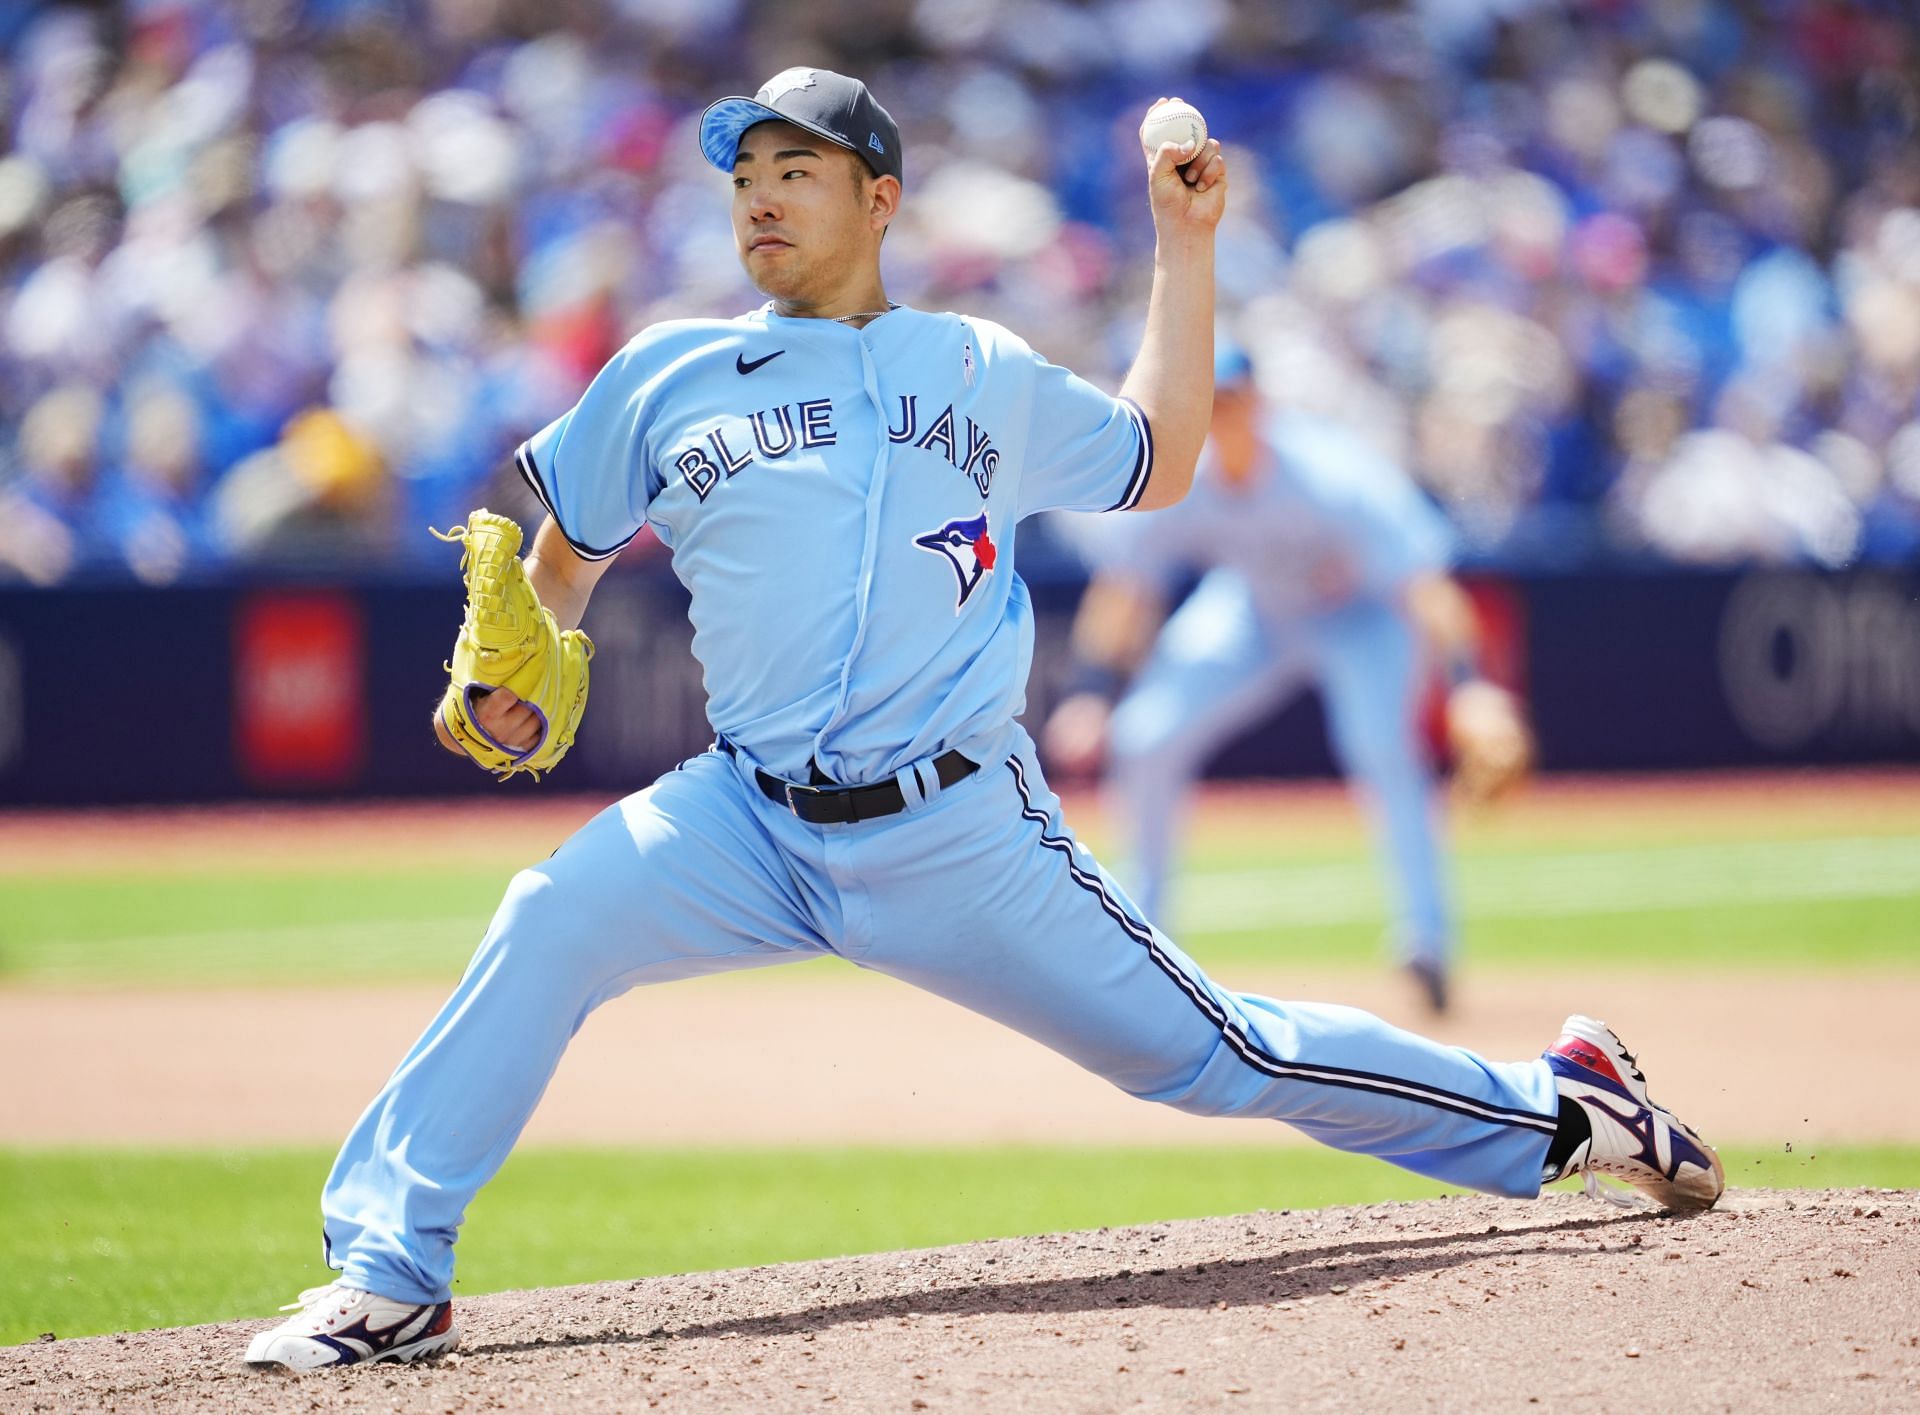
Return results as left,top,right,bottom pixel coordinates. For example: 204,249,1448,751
773,776,851,823
753,750,975,825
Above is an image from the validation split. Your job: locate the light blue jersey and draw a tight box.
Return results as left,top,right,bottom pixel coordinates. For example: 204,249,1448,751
517,305,1151,782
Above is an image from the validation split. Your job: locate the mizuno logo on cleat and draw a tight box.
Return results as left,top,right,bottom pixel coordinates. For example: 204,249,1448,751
1553,1037,1623,1085
737,350,785,374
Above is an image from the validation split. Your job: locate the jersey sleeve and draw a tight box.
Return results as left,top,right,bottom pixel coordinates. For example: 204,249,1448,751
514,337,663,561
1015,352,1154,519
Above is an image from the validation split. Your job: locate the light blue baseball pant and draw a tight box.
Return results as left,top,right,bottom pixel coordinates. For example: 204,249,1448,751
321,725,1555,1305
1108,570,1452,963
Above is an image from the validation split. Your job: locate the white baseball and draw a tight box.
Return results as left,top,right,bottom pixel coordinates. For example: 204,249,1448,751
1140,100,1208,162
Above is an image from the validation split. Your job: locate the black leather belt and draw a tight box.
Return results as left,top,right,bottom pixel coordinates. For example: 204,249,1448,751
721,741,977,824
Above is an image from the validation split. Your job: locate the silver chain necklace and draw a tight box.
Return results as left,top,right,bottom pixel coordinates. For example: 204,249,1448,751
767,301,898,326
828,304,898,326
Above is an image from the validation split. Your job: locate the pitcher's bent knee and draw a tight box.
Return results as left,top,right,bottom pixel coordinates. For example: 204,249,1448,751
471,867,612,980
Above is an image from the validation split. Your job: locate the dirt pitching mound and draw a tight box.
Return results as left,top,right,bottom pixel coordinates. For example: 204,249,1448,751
7,1190,1918,1412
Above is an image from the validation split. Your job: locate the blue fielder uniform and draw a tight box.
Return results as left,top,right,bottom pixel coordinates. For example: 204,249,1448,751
318,307,1560,1308
1090,411,1459,958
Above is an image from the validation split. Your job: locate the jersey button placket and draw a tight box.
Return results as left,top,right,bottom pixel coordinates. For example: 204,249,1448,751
808,331,895,774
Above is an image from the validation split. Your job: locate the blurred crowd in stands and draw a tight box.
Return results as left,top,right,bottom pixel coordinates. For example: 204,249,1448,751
1,0,1917,585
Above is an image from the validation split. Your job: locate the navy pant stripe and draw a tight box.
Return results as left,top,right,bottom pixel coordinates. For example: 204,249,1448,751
1004,758,1557,1136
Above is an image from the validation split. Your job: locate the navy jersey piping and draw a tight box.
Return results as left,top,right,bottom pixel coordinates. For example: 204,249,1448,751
514,444,641,562
1002,756,1558,1136
1111,397,1155,511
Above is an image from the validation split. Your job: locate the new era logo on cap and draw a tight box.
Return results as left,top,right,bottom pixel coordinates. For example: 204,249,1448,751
698,68,904,185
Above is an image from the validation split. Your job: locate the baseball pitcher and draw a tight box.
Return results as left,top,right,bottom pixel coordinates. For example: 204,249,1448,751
245,70,1719,1372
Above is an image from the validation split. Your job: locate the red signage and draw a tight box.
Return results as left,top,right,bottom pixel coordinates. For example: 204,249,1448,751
233,592,367,787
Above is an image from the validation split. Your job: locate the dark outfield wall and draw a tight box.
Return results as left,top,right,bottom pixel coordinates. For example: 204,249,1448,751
0,566,1916,806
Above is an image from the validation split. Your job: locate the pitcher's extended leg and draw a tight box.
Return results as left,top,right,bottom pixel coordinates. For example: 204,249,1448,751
322,752,825,1303
858,740,1555,1196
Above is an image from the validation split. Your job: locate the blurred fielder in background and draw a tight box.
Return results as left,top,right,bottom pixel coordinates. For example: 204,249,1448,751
1045,343,1534,1012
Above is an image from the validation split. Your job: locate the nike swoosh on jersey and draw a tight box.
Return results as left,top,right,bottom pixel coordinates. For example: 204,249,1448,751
736,350,785,374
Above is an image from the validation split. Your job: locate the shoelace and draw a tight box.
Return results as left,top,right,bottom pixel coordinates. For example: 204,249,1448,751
280,1283,351,1313
1574,1167,1650,1210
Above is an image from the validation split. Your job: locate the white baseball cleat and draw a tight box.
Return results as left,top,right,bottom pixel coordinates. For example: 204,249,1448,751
1543,1014,1725,1213
244,1282,458,1371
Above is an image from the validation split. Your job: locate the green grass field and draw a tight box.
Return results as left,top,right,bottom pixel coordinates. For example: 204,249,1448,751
4,1143,1915,1347
4,816,1917,983
3,782,1916,1347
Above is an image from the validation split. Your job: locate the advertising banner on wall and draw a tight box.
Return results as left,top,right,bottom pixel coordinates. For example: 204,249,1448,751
233,592,368,789
0,566,1914,806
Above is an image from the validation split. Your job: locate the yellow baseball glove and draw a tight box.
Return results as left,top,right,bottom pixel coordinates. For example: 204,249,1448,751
431,509,593,780
1446,679,1535,804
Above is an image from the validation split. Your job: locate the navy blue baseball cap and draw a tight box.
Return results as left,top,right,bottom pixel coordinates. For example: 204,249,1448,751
699,67,903,185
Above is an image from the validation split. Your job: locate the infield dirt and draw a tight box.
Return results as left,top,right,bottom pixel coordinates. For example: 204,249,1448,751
2,965,1913,1149
5,1190,1917,1412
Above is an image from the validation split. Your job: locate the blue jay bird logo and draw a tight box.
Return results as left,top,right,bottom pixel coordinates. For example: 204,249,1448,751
915,512,998,612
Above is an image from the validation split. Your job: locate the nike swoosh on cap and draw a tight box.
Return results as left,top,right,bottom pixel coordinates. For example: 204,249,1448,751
736,350,785,374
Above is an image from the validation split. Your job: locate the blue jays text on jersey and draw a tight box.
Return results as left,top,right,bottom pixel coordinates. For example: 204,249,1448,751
661,393,1005,503
513,304,1152,784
